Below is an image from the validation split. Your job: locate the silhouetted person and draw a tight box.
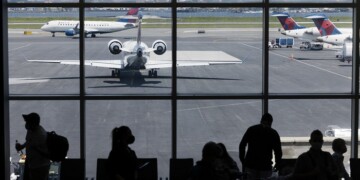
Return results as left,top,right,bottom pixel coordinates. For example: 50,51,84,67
291,129,338,180
108,126,138,180
188,141,231,180
239,113,282,180
15,112,50,180
217,143,241,180
332,138,350,180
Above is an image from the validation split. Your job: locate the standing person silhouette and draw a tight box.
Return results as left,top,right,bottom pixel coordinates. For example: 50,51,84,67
15,112,50,180
108,126,138,180
332,138,350,180
239,113,282,180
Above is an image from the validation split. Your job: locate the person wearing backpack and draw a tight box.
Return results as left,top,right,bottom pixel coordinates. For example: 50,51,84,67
15,112,51,180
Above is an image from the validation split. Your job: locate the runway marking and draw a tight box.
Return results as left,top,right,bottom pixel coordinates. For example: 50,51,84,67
9,77,49,85
240,43,352,80
9,44,32,52
173,100,262,113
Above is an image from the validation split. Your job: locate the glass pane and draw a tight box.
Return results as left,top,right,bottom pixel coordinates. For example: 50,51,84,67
269,8,352,93
177,8,262,94
86,100,171,179
269,99,351,172
271,0,351,3
177,100,262,170
84,8,172,95
9,8,79,95
9,101,80,177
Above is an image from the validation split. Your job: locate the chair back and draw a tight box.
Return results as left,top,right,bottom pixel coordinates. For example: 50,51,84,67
60,158,85,180
350,158,360,179
137,158,158,180
170,158,194,180
96,158,109,180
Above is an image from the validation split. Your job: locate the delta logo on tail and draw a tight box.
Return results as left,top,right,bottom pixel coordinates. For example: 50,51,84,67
272,12,306,30
305,14,342,36
126,8,139,16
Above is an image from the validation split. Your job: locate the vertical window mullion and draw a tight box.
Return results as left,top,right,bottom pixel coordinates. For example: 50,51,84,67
263,1,269,114
171,3,177,159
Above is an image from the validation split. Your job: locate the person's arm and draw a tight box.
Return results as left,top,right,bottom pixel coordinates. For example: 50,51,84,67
15,141,26,152
239,130,249,164
273,131,283,170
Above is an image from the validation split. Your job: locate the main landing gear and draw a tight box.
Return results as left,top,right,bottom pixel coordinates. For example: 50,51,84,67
148,69,158,78
52,32,55,37
111,69,121,77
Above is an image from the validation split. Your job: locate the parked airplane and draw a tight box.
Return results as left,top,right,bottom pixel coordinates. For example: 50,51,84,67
306,14,352,45
28,13,242,78
40,8,139,37
272,12,320,40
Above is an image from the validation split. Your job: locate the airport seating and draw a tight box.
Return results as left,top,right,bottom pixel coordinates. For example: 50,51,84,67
137,158,158,180
169,158,194,180
350,158,360,179
59,158,85,180
96,158,109,180
278,158,297,176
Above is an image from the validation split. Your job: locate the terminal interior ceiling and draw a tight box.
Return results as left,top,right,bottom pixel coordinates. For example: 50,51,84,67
2,1,360,179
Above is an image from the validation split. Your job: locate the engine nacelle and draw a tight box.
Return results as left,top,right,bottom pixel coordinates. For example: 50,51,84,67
65,29,77,36
108,39,123,55
152,40,167,55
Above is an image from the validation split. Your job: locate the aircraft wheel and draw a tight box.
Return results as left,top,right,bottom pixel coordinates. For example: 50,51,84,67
52,33,55,37
154,71,158,78
148,70,153,78
111,70,115,77
91,34,96,38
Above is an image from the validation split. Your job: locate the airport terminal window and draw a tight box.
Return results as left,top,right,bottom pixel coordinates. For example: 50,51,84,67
177,100,262,170
84,8,173,95
9,101,81,165
269,8,353,93
86,100,171,179
8,8,80,95
4,1,360,180
177,8,262,94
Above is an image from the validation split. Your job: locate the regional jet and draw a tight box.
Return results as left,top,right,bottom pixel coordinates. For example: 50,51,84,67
28,13,242,78
40,8,139,37
306,14,352,46
272,12,320,41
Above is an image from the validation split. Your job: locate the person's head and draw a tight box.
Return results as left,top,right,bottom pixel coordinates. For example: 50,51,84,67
309,129,324,150
202,141,222,163
332,138,347,154
112,126,135,149
22,112,40,131
217,143,228,158
260,113,273,128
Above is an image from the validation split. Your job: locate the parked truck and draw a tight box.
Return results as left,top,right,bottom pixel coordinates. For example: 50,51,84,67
335,41,352,63
299,41,323,50
273,37,294,48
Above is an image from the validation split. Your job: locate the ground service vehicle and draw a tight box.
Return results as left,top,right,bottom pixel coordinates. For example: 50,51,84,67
335,41,352,63
274,37,294,48
299,41,323,50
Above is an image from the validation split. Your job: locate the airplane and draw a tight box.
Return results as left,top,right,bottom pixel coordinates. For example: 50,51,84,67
305,14,352,46
27,13,242,78
272,12,320,41
40,8,139,38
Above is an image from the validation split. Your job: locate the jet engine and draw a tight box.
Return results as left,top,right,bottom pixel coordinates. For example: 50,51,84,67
152,40,167,55
65,29,77,36
108,39,123,55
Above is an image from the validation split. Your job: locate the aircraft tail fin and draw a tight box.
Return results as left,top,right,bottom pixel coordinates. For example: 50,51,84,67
137,13,143,45
305,14,342,36
117,8,139,23
272,12,306,30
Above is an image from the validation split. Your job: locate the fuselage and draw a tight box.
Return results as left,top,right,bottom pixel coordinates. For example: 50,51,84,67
40,20,136,33
120,41,150,70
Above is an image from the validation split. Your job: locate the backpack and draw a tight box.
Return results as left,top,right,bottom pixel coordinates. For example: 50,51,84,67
46,131,69,162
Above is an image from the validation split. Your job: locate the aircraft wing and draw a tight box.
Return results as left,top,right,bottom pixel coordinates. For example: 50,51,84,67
84,28,99,34
27,59,123,69
145,51,242,69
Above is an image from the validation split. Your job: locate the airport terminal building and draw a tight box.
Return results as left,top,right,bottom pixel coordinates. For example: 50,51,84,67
2,0,360,179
